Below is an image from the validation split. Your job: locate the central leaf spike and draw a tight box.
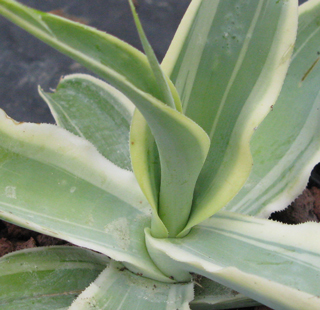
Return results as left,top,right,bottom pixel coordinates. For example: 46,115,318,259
129,0,210,237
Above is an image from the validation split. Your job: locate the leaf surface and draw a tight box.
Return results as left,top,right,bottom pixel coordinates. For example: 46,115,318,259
146,211,320,310
191,277,259,310
0,246,108,310
69,261,194,310
40,74,134,171
0,0,210,237
162,0,298,234
0,110,169,282
225,0,320,217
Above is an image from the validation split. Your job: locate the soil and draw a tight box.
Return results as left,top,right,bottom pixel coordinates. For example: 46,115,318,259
1,165,320,309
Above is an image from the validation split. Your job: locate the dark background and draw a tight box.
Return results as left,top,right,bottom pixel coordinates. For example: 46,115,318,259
0,0,307,123
0,0,191,123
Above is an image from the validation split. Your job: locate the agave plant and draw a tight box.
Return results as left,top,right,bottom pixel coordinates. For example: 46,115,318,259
0,0,320,309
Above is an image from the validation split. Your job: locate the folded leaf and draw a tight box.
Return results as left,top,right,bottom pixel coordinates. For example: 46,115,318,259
146,211,320,310
69,261,194,310
0,246,108,309
225,0,320,217
162,0,298,234
39,74,134,171
0,110,169,282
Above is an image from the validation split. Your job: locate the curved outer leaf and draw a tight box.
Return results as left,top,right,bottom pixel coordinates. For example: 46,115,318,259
0,246,109,309
225,0,320,217
39,74,135,171
0,110,171,282
162,0,298,235
146,211,320,310
69,261,194,310
0,0,162,101
0,0,210,238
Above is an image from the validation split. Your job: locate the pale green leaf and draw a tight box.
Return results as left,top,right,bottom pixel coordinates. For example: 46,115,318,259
191,277,259,310
162,0,298,235
0,109,170,282
129,109,166,237
128,0,176,110
69,261,194,310
0,246,108,310
225,0,320,217
0,0,161,101
39,74,134,171
129,100,209,238
0,0,210,238
146,211,320,310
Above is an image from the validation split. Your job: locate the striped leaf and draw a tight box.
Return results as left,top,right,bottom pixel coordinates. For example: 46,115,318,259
146,211,320,310
69,261,194,310
39,74,134,171
0,246,108,309
0,0,210,238
162,0,298,235
0,109,170,282
225,0,320,217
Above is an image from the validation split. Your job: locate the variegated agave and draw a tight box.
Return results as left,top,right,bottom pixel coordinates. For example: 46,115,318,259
0,0,320,309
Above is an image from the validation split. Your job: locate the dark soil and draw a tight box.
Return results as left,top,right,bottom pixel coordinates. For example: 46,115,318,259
0,221,70,257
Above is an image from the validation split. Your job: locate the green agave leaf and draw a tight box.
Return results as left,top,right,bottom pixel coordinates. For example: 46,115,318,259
39,74,134,171
129,98,210,238
128,0,176,110
130,109,166,237
69,261,194,310
0,110,170,282
191,277,260,310
0,246,108,309
0,0,161,101
0,0,210,238
225,0,320,217
162,0,298,235
146,211,320,310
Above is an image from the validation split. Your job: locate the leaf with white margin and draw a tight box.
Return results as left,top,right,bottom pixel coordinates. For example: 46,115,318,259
161,0,298,236
145,211,320,310
0,0,163,101
0,246,109,309
0,0,210,238
39,74,135,171
224,0,320,218
69,260,194,310
0,109,170,282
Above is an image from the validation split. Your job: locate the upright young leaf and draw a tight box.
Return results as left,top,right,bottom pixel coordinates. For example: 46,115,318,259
128,0,176,110
162,0,298,235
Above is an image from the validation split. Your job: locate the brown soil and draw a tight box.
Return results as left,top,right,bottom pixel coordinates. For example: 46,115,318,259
0,221,69,257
